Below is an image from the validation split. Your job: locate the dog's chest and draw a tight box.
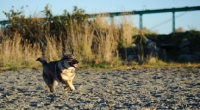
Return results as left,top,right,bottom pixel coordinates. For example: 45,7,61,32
60,67,75,80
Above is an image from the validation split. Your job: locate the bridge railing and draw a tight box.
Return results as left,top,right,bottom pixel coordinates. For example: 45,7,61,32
1,6,200,32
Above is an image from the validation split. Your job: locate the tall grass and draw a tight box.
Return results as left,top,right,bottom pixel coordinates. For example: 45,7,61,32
0,33,42,69
119,15,134,60
0,6,136,69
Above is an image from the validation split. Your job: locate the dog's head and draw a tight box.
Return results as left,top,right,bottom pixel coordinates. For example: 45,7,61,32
61,50,78,68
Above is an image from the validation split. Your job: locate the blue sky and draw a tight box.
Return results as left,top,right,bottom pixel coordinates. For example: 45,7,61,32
0,0,200,34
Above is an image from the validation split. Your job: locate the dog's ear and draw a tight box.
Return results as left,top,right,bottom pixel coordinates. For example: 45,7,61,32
62,52,70,59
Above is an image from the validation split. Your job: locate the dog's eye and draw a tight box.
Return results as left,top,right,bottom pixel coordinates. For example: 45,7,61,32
68,56,72,59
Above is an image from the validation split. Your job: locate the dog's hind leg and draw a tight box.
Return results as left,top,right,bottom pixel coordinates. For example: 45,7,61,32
52,80,58,92
47,84,55,93
43,74,56,92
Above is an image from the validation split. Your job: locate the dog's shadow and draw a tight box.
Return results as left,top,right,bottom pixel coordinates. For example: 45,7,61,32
45,92,75,109
47,93,59,103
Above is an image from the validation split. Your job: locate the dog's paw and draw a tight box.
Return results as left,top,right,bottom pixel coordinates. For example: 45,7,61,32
70,86,75,91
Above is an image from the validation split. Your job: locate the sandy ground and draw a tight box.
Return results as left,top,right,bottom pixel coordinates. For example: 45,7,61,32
0,67,199,109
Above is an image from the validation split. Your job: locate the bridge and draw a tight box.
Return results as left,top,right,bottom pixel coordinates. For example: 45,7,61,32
1,6,200,32
88,6,200,32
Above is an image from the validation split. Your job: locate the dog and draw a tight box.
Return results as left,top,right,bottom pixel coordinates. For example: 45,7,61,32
36,51,78,93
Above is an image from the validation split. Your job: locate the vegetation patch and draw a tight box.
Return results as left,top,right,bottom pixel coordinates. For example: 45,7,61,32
0,5,200,70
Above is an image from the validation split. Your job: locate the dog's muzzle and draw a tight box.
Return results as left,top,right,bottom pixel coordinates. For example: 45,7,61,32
68,60,78,68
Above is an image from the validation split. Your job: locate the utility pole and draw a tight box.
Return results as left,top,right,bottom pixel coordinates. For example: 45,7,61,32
139,14,143,30
172,12,175,33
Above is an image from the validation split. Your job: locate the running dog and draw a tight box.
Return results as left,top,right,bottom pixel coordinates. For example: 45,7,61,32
36,51,78,93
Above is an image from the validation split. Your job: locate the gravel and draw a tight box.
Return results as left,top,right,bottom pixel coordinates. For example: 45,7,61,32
0,67,200,109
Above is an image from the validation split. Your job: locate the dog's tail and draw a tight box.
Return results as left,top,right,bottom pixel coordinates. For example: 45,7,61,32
36,58,48,66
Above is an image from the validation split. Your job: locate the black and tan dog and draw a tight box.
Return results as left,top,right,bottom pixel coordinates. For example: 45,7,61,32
36,51,78,93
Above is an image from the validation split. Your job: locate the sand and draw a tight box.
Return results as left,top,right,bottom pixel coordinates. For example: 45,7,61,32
0,67,199,109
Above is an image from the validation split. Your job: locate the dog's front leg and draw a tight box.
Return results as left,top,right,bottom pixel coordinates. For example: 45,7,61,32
67,79,75,91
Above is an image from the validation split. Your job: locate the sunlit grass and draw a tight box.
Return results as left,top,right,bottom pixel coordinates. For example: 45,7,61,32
0,5,200,71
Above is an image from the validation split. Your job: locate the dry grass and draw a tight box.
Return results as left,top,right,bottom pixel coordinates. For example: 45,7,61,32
0,8,134,70
1,6,199,70
119,16,134,60
0,34,42,69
